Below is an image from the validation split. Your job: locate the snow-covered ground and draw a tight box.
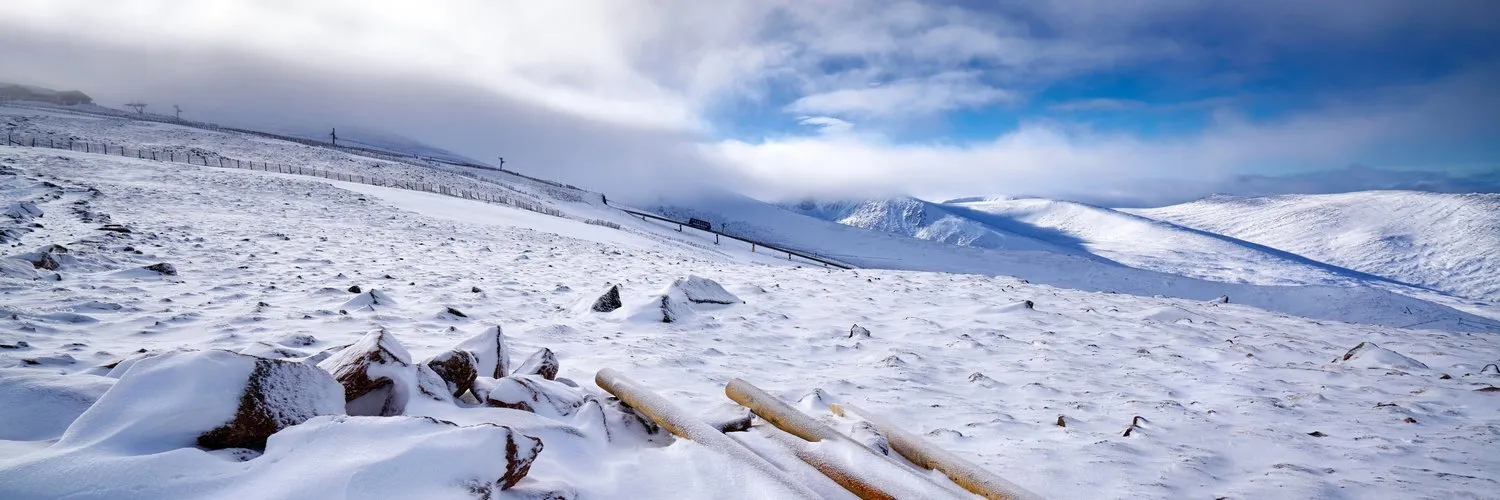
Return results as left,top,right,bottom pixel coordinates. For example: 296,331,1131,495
1130,192,1500,303
2,106,1499,499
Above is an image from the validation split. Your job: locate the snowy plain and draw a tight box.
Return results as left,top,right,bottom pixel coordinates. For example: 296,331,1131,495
0,107,1498,499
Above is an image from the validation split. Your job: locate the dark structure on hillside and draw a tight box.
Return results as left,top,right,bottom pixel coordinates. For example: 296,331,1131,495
0,83,93,105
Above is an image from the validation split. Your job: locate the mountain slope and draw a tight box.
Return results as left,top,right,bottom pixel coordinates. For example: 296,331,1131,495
6,145,1500,498
1131,191,1500,302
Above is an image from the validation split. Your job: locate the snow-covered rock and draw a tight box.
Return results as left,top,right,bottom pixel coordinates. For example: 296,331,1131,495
478,375,587,419
2,415,545,498
457,325,511,379
339,288,396,312
1332,342,1430,372
515,348,560,380
56,350,343,453
672,275,742,305
626,275,742,323
317,328,417,416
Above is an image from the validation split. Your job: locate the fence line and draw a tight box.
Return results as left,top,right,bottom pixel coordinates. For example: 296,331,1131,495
2,131,581,222
3,130,853,270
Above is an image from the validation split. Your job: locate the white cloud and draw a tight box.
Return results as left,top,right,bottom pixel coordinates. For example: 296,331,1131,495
1051,98,1148,112
796,116,854,134
786,73,1017,118
709,72,1494,205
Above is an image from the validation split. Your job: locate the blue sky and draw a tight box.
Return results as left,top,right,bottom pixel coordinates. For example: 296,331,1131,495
2,0,1497,205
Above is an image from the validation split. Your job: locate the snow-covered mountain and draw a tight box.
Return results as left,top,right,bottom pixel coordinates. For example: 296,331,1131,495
786,195,1398,289
4,104,1499,499
1131,191,1500,303
785,197,1074,254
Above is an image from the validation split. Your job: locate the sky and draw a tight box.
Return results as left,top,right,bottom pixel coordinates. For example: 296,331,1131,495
2,0,1498,206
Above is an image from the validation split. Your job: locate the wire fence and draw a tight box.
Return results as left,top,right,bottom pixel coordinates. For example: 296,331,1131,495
3,129,859,269
0,131,616,226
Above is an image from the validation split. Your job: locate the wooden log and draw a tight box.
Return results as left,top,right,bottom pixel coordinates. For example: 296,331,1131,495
594,369,820,499
727,379,965,500
829,403,1042,500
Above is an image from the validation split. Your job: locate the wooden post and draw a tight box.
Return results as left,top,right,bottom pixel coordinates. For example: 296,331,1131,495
725,379,962,500
829,403,1042,500
594,369,820,499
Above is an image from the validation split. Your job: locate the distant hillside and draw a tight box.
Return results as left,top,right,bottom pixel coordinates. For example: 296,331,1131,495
0,82,93,106
260,124,485,166
1131,191,1500,302
787,196,1384,287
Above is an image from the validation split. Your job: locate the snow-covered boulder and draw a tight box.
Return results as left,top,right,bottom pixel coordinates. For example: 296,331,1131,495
1333,342,1430,372
673,275,742,304
57,350,343,453
626,275,743,323
339,288,396,312
477,375,587,419
457,325,511,379
515,347,560,380
849,324,872,338
0,369,115,441
317,329,416,416
3,415,546,498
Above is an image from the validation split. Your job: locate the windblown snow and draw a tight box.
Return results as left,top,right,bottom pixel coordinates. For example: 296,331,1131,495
1,105,1498,499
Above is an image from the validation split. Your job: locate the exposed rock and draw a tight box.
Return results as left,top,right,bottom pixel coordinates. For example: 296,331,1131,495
4,201,42,219
471,286,483,293
347,285,361,293
198,356,346,450
849,324,871,338
591,284,623,312
442,306,469,319
317,329,414,416
426,349,479,398
96,224,131,233
516,348,559,380
457,325,511,379
144,262,177,276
